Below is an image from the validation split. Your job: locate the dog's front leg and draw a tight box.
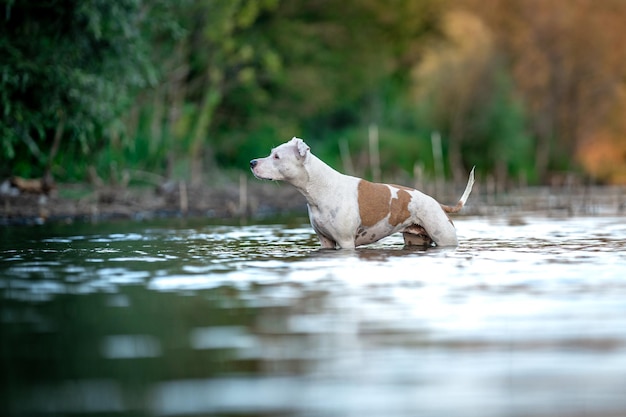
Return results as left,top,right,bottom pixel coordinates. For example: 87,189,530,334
315,232,337,249
313,227,355,249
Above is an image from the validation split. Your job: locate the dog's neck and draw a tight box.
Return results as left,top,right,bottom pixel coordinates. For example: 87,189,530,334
292,154,345,205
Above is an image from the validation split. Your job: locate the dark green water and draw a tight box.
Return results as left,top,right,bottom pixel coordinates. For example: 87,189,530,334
1,216,626,416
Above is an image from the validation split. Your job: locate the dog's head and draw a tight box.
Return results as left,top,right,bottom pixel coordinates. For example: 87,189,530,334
250,137,310,183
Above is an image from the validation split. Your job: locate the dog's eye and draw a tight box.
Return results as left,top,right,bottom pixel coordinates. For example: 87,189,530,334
273,154,280,160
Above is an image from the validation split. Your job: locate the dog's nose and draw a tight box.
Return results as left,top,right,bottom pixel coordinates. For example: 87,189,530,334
250,159,258,169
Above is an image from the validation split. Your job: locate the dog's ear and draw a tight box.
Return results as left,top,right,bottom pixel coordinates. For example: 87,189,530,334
292,137,310,159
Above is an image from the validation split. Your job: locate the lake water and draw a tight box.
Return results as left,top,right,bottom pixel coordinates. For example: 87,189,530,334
1,215,626,417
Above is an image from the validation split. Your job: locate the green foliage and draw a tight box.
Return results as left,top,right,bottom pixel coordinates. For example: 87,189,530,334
313,125,432,178
116,0,283,182
480,70,534,181
413,53,534,183
1,0,551,185
213,0,443,172
0,0,157,177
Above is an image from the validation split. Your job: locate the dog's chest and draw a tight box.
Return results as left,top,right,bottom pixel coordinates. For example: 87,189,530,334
308,201,347,230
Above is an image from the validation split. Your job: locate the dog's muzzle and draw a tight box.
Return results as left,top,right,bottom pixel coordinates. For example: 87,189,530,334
250,160,258,169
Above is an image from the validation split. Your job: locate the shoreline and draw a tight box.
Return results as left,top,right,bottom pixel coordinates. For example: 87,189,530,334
2,178,626,226
0,180,308,226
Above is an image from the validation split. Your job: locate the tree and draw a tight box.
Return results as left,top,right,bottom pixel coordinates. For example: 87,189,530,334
1,0,447,184
175,0,279,185
212,0,444,170
0,0,156,179
119,0,281,185
468,0,626,181
412,10,532,185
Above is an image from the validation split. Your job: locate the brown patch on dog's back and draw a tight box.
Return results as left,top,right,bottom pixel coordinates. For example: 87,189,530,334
389,188,412,226
358,180,391,227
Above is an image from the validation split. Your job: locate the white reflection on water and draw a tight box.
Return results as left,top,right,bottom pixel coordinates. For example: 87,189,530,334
145,216,626,417
101,334,162,359
11,380,124,414
2,215,626,417
190,326,258,350
150,368,625,417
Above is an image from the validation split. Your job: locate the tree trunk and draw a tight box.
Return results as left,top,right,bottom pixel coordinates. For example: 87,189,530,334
44,113,65,187
189,88,221,186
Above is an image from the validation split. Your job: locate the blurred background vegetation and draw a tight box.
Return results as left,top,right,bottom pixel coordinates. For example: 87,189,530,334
2,0,626,187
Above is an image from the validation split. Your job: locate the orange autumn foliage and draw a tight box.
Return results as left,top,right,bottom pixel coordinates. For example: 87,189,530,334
460,0,626,182
577,87,626,183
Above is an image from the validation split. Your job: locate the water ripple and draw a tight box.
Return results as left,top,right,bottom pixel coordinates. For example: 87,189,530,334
2,216,626,417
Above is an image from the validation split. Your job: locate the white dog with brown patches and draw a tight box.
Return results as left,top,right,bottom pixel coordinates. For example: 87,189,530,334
250,137,475,249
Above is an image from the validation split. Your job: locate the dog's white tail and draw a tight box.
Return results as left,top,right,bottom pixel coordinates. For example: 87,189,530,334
441,166,475,214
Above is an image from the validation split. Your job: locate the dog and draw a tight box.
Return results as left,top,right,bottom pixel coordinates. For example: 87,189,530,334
250,137,474,249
